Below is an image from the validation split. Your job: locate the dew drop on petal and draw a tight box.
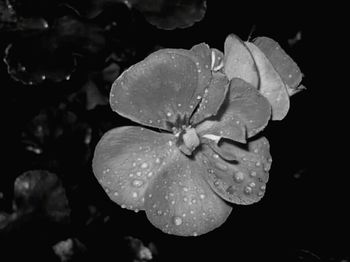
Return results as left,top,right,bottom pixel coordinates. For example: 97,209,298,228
215,162,228,171
132,192,138,198
141,163,148,169
244,186,252,195
173,216,183,226
234,172,245,183
199,194,205,199
132,179,144,188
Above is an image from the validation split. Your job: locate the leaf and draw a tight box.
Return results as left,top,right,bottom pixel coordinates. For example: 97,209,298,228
110,48,212,131
13,170,70,222
131,0,207,30
223,34,259,87
3,15,106,85
253,37,304,96
144,153,232,236
190,72,229,125
246,42,290,120
199,136,272,205
196,78,271,143
92,126,176,211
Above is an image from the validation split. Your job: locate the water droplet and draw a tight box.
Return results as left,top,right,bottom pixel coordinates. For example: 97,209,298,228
121,204,126,209
41,75,46,80
234,172,245,183
250,171,257,177
213,154,219,159
132,192,138,198
102,168,110,174
141,163,148,169
183,187,189,192
178,103,182,107
134,209,139,213
193,232,198,237
155,158,160,164
249,182,256,188
190,210,195,215
114,192,119,196
260,185,266,191
129,173,134,178
132,179,144,187
167,112,172,117
255,161,261,167
215,162,228,171
183,197,188,202
191,199,197,204
244,186,252,195
171,200,175,205
157,210,163,215
197,95,202,99
173,216,183,226
147,172,153,177
199,194,205,199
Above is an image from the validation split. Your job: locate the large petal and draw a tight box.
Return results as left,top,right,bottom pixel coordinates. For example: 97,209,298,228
253,37,304,96
144,154,232,236
92,126,177,211
246,42,290,120
110,48,212,131
223,34,259,87
196,78,271,143
190,72,229,125
198,137,272,205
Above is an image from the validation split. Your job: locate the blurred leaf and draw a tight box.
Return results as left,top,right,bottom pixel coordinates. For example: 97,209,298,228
3,15,106,85
52,238,87,262
131,0,207,29
13,170,70,223
83,79,109,110
0,0,48,32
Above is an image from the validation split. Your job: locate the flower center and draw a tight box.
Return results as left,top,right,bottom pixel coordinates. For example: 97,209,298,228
182,127,200,152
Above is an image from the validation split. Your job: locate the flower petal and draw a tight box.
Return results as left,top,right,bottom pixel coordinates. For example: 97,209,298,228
223,34,259,87
253,37,304,96
190,72,229,125
92,126,177,211
246,42,290,120
110,48,212,130
211,48,224,71
144,154,232,236
199,137,272,205
196,78,271,143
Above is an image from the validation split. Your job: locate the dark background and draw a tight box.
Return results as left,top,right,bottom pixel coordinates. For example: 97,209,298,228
1,1,347,261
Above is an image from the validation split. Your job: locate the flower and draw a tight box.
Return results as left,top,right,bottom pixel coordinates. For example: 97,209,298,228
92,34,303,236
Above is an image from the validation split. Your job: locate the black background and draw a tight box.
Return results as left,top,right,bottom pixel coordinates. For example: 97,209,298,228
1,1,347,261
